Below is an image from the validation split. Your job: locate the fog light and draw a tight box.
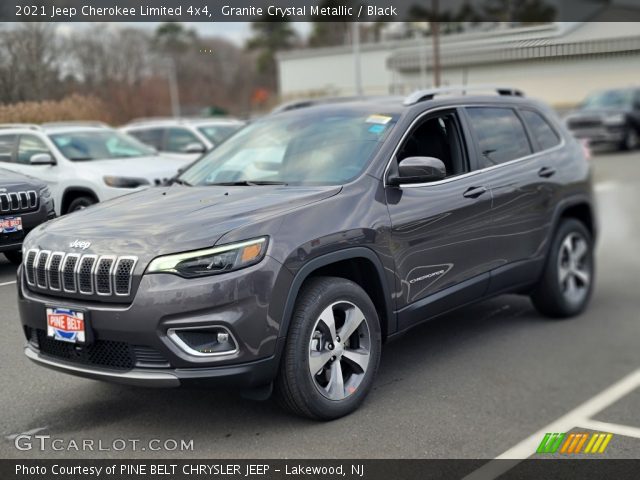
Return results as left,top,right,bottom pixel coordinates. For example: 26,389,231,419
217,332,229,343
168,327,238,357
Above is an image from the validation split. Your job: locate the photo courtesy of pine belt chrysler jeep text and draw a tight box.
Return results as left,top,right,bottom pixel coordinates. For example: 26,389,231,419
17,86,597,420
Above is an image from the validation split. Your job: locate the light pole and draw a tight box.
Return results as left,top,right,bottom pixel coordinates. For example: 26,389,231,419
430,0,441,87
162,57,180,117
352,22,363,96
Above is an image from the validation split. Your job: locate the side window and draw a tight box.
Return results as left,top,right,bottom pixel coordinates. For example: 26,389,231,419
520,109,560,151
396,111,468,178
0,135,17,163
164,128,202,153
128,129,163,150
17,135,50,164
466,107,532,168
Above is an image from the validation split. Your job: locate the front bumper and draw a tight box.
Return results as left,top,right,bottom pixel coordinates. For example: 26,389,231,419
18,255,290,388
1,206,53,252
24,341,283,388
569,125,626,144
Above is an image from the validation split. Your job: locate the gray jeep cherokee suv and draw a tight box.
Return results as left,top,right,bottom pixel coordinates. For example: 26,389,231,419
17,87,596,420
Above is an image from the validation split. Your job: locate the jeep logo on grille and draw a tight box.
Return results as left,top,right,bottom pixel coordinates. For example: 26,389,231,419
69,240,91,250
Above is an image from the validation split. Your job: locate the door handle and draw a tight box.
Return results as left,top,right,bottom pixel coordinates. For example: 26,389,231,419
538,166,556,178
463,186,488,199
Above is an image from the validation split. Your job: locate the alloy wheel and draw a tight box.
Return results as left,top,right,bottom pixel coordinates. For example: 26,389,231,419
557,232,591,304
308,301,371,401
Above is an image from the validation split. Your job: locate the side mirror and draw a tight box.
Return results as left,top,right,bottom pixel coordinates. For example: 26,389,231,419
30,153,55,165
388,156,446,186
183,142,206,154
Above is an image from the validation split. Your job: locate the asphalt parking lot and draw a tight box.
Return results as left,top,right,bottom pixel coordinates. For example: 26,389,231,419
1,149,639,461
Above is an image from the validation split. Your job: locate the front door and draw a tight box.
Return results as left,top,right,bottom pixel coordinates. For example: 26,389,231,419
385,109,497,330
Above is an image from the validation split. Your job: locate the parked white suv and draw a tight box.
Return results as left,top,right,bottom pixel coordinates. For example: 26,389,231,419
0,123,185,215
121,117,245,162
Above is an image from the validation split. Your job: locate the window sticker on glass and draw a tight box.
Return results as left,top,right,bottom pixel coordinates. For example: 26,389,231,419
368,124,386,134
366,114,392,125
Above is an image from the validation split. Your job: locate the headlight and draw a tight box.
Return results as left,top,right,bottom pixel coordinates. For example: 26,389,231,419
603,114,626,126
103,176,150,188
147,237,268,278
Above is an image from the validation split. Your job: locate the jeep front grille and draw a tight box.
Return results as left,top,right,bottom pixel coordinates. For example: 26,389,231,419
0,190,38,213
25,249,137,298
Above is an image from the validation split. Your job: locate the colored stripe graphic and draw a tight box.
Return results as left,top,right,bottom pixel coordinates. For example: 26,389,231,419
536,433,565,453
539,432,613,454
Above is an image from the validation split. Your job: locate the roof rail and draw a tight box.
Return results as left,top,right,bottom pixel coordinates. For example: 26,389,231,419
41,121,109,129
403,85,524,106
0,123,42,131
271,96,375,114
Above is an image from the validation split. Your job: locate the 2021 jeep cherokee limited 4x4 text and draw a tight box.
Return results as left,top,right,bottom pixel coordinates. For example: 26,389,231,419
18,87,596,420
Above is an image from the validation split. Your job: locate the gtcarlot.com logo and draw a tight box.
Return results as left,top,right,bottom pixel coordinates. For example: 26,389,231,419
14,434,194,452
537,432,613,454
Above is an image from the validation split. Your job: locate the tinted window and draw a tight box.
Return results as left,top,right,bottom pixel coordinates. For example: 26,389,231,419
520,110,560,151
50,130,155,161
128,129,163,150
0,135,16,163
398,112,467,178
18,135,50,164
165,128,202,153
197,124,242,145
466,107,531,168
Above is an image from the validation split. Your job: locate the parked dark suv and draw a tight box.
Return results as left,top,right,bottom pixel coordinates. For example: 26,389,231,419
1,168,54,265
17,87,596,420
565,87,640,150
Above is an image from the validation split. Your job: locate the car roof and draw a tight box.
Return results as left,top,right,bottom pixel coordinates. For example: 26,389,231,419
269,86,542,120
122,117,245,129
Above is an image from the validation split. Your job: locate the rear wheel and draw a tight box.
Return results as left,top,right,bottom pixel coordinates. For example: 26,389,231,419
275,277,381,420
531,219,594,318
66,196,96,214
3,250,22,265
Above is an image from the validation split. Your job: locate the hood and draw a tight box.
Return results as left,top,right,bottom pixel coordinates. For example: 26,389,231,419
26,184,341,259
0,168,45,190
77,156,185,183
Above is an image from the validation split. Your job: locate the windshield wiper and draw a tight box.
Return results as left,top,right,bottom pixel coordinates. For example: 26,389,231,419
169,178,192,186
206,180,288,186
69,157,95,161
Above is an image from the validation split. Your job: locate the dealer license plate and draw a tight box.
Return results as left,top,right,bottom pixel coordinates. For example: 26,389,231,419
47,307,86,343
0,216,22,234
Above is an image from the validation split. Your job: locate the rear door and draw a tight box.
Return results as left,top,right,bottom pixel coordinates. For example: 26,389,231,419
463,105,552,290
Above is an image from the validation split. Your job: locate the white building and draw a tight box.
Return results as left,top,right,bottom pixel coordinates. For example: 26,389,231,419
277,22,640,107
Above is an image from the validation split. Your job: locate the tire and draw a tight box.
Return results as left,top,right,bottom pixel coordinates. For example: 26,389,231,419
531,219,594,318
275,276,382,420
66,196,96,214
620,127,639,151
3,250,22,265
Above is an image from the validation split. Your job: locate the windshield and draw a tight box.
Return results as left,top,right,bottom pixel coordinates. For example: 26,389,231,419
180,109,397,186
50,130,156,161
581,90,633,110
197,124,243,145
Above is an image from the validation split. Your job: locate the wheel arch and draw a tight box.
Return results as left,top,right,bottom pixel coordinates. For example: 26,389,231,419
278,247,396,343
552,195,597,242
61,187,99,214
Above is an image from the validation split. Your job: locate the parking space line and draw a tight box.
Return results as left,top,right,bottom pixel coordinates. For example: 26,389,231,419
464,367,640,480
578,419,640,439
0,280,16,287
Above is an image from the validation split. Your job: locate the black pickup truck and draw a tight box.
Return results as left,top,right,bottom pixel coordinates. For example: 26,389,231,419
0,168,55,264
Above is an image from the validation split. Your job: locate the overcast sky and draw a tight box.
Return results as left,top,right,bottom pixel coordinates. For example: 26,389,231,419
56,22,312,44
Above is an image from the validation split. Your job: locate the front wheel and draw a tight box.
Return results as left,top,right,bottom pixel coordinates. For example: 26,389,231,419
66,196,96,214
531,219,594,318
620,127,639,151
275,277,381,420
